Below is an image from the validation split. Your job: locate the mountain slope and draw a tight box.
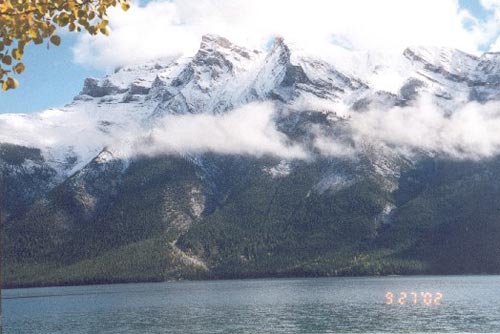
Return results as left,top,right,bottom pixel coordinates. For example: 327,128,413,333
2,35,500,287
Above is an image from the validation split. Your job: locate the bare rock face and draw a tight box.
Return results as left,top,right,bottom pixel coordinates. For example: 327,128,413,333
399,78,426,103
81,78,128,97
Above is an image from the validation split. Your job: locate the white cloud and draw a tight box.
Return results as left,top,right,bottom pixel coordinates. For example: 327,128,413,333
0,102,307,171
317,97,500,160
480,0,500,12
73,0,497,68
314,136,357,158
5,98,500,167
469,0,500,51
136,102,308,159
0,108,106,160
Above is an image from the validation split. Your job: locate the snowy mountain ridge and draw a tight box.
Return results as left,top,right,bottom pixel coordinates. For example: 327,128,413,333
6,35,500,284
1,34,500,181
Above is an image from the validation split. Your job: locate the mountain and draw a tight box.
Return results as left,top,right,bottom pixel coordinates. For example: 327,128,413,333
2,35,500,287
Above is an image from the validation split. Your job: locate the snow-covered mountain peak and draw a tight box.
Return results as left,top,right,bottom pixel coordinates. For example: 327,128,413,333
474,52,500,79
190,34,261,79
76,56,181,106
7,35,500,187
403,46,479,80
252,37,312,99
148,35,266,117
198,34,259,62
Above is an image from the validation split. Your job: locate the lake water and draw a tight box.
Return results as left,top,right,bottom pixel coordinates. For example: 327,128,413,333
3,276,500,333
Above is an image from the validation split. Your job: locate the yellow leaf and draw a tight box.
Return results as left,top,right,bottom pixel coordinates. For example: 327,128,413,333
98,20,109,29
29,30,38,39
7,77,18,89
2,55,12,65
100,27,110,36
12,48,23,60
58,15,70,27
17,40,26,52
50,35,61,46
13,63,25,74
88,26,98,35
0,0,130,91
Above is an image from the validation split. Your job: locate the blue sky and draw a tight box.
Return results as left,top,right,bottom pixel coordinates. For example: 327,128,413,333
0,0,496,114
461,0,489,17
0,34,104,114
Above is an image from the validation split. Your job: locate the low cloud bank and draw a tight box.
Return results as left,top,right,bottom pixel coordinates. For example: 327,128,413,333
314,97,500,160
136,102,308,159
4,98,500,168
140,97,500,162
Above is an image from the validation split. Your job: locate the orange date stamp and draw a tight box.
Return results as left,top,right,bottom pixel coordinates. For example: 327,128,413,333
385,292,443,305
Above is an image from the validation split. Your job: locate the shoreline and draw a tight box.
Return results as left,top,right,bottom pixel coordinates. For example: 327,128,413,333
4,272,499,290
